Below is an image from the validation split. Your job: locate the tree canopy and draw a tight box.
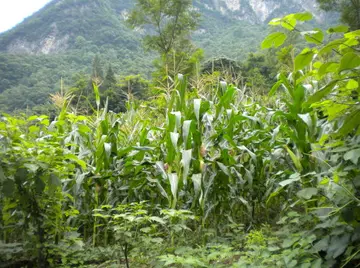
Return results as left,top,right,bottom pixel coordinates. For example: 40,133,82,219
317,0,360,29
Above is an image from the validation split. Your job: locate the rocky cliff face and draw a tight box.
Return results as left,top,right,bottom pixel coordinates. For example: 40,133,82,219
196,0,324,23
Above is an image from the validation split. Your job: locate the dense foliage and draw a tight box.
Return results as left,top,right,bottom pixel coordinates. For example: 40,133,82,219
0,9,360,267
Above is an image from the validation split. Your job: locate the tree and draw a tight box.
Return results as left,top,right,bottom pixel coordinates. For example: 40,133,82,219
91,55,104,86
128,0,199,55
317,0,360,30
103,64,117,91
128,0,202,81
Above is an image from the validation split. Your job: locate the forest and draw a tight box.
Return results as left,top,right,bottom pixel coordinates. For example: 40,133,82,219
0,0,360,267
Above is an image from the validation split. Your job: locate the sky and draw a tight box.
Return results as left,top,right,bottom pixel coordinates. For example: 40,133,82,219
0,0,51,33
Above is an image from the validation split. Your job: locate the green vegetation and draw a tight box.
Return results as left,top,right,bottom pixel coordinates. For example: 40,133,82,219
1,6,360,266
316,0,360,30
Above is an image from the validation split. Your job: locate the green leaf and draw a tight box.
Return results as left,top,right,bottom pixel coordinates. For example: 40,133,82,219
346,79,359,90
269,17,282,25
344,149,360,164
49,173,61,187
313,237,330,252
318,62,339,77
285,146,303,172
65,154,87,169
312,259,322,268
327,234,350,259
2,179,15,198
296,188,318,199
339,52,360,72
261,32,287,49
320,178,330,185
293,12,313,21
269,80,283,96
24,164,39,173
344,29,360,39
318,39,345,55
279,173,301,187
327,25,349,33
281,15,297,30
336,110,360,137
295,48,315,71
150,216,166,225
303,29,324,45
307,82,336,105
35,177,45,194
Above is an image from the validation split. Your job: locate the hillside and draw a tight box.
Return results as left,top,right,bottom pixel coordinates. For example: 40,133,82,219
0,0,332,112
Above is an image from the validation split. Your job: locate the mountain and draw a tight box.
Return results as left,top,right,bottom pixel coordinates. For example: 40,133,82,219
0,0,334,112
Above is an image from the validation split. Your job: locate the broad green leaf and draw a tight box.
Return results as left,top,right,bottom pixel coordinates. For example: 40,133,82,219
312,259,322,268
318,62,339,77
327,234,350,259
279,173,301,187
269,17,282,25
339,52,360,72
35,177,45,194
295,48,315,71
150,216,166,224
313,237,330,251
24,164,39,173
2,179,15,198
346,79,359,90
296,188,318,199
336,110,360,137
303,29,324,45
344,149,360,164
293,12,313,21
327,103,349,121
318,39,345,55
320,178,330,185
307,82,336,105
344,29,360,39
327,25,349,33
281,15,297,30
49,173,61,187
65,154,87,169
261,32,287,49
